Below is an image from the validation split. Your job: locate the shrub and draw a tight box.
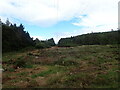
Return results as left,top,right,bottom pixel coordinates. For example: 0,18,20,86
35,42,50,49
14,57,26,68
8,68,15,72
14,56,34,68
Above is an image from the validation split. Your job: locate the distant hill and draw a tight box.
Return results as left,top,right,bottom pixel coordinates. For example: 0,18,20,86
58,30,120,47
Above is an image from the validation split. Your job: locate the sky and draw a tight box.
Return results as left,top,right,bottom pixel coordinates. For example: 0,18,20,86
0,0,119,43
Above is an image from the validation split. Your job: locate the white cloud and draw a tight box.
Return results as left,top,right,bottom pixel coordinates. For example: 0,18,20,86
0,0,58,27
0,0,118,27
72,11,118,32
72,5,118,29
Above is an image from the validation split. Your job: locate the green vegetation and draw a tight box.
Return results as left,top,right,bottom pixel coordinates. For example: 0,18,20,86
34,38,55,49
2,19,56,52
58,30,120,47
2,22,34,52
2,45,119,88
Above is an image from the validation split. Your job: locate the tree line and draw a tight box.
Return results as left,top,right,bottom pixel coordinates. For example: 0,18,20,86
58,30,120,47
2,19,120,52
2,19,55,52
34,38,55,49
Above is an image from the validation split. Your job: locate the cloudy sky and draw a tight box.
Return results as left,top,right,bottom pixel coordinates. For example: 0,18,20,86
0,0,119,43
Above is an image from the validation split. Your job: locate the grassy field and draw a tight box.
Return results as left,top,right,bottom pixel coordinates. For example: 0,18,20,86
2,45,120,88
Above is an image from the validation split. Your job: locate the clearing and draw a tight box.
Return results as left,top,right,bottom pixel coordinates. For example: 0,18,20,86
2,45,119,88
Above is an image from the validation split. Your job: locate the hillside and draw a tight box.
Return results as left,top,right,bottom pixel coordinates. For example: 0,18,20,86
2,45,119,88
58,30,120,47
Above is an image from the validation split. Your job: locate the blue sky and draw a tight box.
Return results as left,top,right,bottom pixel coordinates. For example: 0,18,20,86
24,18,84,43
0,0,118,43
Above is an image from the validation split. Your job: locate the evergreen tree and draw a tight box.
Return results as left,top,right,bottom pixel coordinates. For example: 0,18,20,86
2,19,34,52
